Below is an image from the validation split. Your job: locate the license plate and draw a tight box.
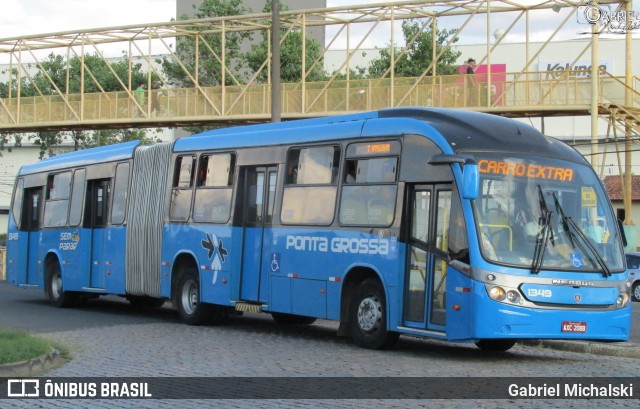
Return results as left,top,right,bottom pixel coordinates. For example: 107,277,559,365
561,321,587,333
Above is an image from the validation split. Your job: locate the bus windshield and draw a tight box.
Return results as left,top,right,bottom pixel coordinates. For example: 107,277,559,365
473,154,624,273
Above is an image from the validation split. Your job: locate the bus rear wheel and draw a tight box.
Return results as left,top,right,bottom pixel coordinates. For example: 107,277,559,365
176,269,213,325
271,312,316,325
349,278,399,350
475,339,517,352
45,262,77,308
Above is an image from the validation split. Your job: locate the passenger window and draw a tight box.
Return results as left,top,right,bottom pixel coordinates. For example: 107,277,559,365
196,153,234,187
111,163,130,225
170,155,196,221
44,172,72,227
11,178,24,229
68,169,86,227
281,146,340,225
286,146,340,185
340,151,398,226
193,153,235,223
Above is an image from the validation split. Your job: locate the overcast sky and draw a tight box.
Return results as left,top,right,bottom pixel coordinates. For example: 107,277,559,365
0,1,637,44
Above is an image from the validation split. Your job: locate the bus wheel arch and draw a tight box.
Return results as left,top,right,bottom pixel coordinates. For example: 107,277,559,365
171,254,215,325
339,267,399,349
44,254,77,308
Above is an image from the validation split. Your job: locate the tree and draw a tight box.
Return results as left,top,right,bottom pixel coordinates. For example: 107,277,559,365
26,52,153,95
0,52,159,157
160,0,252,88
367,20,461,78
245,1,326,84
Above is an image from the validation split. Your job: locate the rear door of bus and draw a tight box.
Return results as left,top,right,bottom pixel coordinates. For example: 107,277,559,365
238,165,278,303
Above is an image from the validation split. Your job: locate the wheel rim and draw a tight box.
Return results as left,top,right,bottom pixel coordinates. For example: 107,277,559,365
51,271,62,300
181,278,198,315
634,284,640,300
357,294,382,333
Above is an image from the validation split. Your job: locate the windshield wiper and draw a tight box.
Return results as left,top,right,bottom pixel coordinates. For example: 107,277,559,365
552,192,576,249
551,192,611,277
532,186,553,274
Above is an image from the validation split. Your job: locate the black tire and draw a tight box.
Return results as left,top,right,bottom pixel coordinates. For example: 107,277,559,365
128,295,166,309
176,267,213,325
45,261,77,308
349,278,399,350
632,282,640,302
271,312,317,325
475,339,517,352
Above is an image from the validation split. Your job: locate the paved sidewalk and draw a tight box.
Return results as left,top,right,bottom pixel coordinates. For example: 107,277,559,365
524,339,640,359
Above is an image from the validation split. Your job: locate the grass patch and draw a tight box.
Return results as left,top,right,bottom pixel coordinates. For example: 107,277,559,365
0,329,63,365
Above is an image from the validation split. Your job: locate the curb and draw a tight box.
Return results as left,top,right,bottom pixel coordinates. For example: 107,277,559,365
0,348,63,377
520,340,640,359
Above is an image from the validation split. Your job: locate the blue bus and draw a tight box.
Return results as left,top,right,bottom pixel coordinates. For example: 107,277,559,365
5,108,630,351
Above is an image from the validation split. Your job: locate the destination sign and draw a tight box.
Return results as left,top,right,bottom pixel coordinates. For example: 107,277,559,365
348,140,401,157
478,159,574,182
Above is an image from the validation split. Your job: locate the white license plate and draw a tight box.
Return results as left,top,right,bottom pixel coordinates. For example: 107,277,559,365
562,321,587,333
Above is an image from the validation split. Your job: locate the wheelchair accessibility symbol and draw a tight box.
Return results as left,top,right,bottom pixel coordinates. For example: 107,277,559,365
569,253,584,268
271,253,281,272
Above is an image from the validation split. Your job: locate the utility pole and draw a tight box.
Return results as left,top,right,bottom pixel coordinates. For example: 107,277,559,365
271,0,281,122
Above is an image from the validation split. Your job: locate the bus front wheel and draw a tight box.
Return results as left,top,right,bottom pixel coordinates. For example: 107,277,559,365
349,278,399,350
176,269,212,325
475,339,517,352
45,262,77,308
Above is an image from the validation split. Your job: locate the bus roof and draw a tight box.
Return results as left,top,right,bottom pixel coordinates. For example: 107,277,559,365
176,107,585,165
18,140,140,176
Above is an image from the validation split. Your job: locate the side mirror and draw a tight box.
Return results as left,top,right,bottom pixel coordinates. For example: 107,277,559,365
462,162,479,200
429,154,479,200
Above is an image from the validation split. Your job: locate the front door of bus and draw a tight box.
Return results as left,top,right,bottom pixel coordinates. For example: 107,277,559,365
86,179,110,289
23,187,43,285
403,184,452,331
239,166,277,302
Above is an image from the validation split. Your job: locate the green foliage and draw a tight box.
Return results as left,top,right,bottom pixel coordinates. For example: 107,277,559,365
0,52,159,156
0,329,53,365
160,0,252,88
246,30,326,83
31,131,65,159
245,1,326,83
87,129,155,147
367,20,461,78
7,53,156,97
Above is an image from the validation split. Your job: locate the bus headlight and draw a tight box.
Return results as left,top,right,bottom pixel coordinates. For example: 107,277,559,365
488,286,506,301
617,292,630,308
506,290,521,304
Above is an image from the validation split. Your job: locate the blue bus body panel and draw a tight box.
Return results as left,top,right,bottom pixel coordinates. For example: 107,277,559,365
266,227,401,320
161,224,236,305
18,141,139,176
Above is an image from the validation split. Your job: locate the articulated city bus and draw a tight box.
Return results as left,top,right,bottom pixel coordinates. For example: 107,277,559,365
5,108,630,351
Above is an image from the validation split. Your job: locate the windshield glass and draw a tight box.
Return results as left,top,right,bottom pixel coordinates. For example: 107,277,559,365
473,154,624,272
